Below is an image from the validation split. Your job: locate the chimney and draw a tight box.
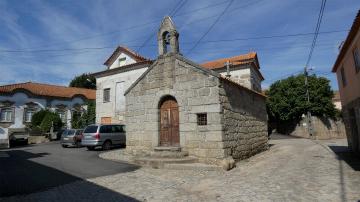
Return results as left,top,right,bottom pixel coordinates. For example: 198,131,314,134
225,61,231,77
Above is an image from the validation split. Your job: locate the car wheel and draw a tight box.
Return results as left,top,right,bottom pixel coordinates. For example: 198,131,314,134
62,144,67,148
102,141,112,151
87,146,95,151
75,141,81,148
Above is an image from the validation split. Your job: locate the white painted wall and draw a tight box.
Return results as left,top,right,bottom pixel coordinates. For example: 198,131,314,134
96,67,148,124
108,52,137,69
218,67,262,92
0,92,88,144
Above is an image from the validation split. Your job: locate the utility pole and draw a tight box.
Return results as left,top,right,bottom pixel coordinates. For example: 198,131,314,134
304,66,313,136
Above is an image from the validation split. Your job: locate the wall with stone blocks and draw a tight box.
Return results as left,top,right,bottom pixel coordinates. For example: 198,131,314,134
289,116,346,140
125,54,226,163
220,80,268,160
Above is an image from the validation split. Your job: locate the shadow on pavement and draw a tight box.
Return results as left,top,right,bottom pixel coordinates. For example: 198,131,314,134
0,150,139,201
328,145,360,171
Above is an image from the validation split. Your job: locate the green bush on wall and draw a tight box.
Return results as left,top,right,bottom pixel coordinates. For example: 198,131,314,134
39,112,63,133
31,110,50,128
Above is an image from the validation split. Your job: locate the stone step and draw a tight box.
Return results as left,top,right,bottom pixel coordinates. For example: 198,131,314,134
133,156,198,169
164,163,223,171
149,150,188,158
153,146,181,152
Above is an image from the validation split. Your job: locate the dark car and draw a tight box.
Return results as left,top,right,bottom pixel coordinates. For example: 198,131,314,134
61,129,83,148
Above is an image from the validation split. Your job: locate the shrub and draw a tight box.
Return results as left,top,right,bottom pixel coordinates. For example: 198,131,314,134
39,112,63,133
31,110,50,128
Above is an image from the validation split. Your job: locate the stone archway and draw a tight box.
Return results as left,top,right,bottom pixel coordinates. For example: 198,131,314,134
159,96,179,147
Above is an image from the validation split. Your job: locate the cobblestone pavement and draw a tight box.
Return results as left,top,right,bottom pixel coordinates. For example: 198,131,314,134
2,135,360,202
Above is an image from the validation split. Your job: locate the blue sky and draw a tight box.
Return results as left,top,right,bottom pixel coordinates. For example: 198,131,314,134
0,0,359,90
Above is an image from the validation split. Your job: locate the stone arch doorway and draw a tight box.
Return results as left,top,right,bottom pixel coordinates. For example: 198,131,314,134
159,96,179,147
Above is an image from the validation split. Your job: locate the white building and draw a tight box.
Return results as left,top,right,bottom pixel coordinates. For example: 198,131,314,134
0,82,95,148
93,46,152,124
93,46,263,124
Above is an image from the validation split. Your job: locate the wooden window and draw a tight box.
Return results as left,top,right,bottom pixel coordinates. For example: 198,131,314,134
353,48,360,73
197,113,207,125
0,108,14,122
103,88,110,102
340,67,347,87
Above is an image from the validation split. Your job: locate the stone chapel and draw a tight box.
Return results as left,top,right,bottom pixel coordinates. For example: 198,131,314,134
124,16,268,165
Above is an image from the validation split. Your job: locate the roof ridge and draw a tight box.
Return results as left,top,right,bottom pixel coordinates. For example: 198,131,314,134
0,81,94,91
201,52,257,64
0,81,31,88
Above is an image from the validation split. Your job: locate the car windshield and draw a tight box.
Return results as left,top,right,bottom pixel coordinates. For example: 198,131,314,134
63,130,76,136
84,126,98,133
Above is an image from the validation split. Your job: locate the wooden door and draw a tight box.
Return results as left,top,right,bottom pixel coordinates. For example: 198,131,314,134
160,99,179,146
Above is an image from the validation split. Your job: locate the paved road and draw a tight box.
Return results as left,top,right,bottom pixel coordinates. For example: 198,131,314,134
0,141,139,198
2,136,360,201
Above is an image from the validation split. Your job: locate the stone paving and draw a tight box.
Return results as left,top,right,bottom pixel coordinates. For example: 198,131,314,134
2,135,360,202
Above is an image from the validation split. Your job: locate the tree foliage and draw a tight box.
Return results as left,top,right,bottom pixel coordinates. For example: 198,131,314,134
71,101,96,129
31,109,49,128
69,73,96,89
266,74,337,126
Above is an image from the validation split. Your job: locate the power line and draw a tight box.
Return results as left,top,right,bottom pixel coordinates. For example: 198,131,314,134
305,0,327,67
8,1,227,51
186,0,234,54
0,29,345,54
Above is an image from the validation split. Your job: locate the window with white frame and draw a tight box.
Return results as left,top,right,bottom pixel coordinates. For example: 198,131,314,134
24,108,36,123
0,108,14,122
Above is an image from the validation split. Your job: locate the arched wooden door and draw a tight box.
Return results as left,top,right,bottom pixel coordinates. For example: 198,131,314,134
159,98,179,147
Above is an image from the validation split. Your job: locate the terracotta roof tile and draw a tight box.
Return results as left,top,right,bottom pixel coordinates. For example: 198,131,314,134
0,82,96,100
201,52,257,70
104,46,150,67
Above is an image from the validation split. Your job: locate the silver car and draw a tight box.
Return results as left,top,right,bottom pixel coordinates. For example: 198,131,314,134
61,129,83,148
81,124,126,150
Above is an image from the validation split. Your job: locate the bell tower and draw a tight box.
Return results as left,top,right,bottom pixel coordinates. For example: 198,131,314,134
158,16,179,55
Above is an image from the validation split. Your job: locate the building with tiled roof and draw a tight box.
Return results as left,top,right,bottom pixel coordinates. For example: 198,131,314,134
201,52,264,92
332,10,360,154
0,82,95,100
92,44,265,125
0,82,96,148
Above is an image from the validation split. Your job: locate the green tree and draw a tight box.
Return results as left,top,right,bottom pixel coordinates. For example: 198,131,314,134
31,109,50,128
266,74,337,132
71,101,96,128
69,73,96,89
39,112,63,133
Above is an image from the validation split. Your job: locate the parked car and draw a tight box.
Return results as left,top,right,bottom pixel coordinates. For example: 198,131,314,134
9,129,29,146
81,124,126,151
61,129,83,148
